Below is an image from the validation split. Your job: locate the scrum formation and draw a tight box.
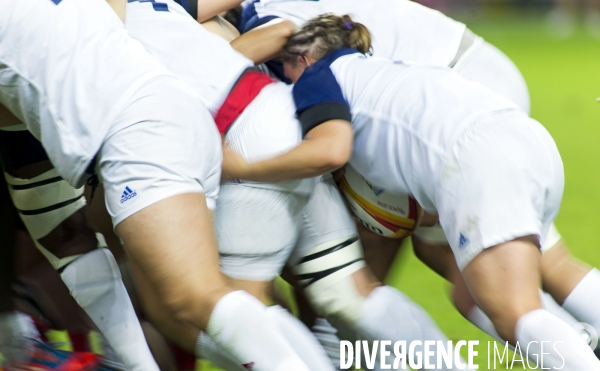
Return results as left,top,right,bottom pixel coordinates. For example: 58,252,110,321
0,0,599,370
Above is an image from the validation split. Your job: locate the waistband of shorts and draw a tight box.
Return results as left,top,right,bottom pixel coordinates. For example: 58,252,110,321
214,68,275,135
449,28,477,68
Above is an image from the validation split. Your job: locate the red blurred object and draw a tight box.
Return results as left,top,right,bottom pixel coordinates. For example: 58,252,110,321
2,340,99,371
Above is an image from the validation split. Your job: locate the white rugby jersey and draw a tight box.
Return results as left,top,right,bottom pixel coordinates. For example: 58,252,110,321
126,0,315,195
0,0,168,187
293,49,518,213
243,0,466,67
126,0,253,115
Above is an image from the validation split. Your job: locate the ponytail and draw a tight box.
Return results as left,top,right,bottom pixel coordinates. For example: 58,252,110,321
283,14,372,64
340,15,371,55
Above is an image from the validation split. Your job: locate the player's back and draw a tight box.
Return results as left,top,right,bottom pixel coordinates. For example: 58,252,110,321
307,51,518,212
125,0,253,115
0,0,168,186
251,0,466,66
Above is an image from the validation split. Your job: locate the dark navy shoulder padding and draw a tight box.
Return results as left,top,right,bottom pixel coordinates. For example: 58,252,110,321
265,61,292,85
293,48,358,114
239,0,260,32
173,0,198,19
239,1,279,33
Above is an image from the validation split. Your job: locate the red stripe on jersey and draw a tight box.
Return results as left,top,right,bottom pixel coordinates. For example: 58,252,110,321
215,71,274,134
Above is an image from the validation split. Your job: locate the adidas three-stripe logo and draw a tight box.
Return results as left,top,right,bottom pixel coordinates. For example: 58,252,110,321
120,186,138,204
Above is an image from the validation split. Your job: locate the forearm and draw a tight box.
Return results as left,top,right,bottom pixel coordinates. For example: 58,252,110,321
222,120,353,181
231,19,296,65
243,144,343,182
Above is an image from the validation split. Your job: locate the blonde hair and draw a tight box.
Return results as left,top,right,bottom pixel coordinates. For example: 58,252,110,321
282,14,372,64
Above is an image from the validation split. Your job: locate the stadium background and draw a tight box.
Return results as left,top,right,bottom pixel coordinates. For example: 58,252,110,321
200,1,600,369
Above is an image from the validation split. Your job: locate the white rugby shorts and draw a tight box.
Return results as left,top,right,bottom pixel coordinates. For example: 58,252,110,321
413,222,563,253
435,110,564,271
98,77,221,226
216,184,308,281
216,81,317,280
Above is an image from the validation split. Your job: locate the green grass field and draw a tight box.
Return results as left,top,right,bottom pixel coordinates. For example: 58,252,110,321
203,15,600,371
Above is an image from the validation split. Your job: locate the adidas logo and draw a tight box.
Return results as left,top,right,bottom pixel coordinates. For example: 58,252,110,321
458,233,470,250
120,186,137,204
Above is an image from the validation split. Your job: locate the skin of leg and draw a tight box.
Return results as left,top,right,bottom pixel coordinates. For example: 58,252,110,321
356,210,439,284
461,237,543,344
357,222,406,283
541,240,592,304
116,193,231,330
130,259,277,352
412,235,476,318
229,279,273,305
129,259,200,354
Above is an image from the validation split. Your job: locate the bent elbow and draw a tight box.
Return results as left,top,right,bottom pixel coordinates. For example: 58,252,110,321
322,146,352,172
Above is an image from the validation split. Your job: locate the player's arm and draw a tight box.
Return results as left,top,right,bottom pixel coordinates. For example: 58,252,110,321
196,0,243,23
106,0,127,23
222,119,353,181
231,19,297,65
202,16,241,42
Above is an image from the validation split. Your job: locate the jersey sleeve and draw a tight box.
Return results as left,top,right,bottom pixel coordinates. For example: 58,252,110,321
293,64,351,136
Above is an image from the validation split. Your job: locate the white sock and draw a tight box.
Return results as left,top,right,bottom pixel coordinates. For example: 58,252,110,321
203,290,310,371
356,286,462,370
312,318,342,369
540,290,578,327
0,311,40,362
467,291,579,344
563,268,600,342
60,248,159,371
467,305,505,343
266,305,335,370
515,309,600,370
0,311,38,341
196,332,246,371
195,305,334,370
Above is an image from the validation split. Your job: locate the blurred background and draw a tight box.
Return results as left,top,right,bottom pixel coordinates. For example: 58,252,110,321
419,0,600,39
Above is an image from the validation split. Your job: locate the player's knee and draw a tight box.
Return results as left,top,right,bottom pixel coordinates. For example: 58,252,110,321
293,235,367,326
452,281,476,319
163,281,228,325
487,303,540,344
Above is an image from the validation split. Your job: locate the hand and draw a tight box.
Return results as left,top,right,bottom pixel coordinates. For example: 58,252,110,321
221,145,250,181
